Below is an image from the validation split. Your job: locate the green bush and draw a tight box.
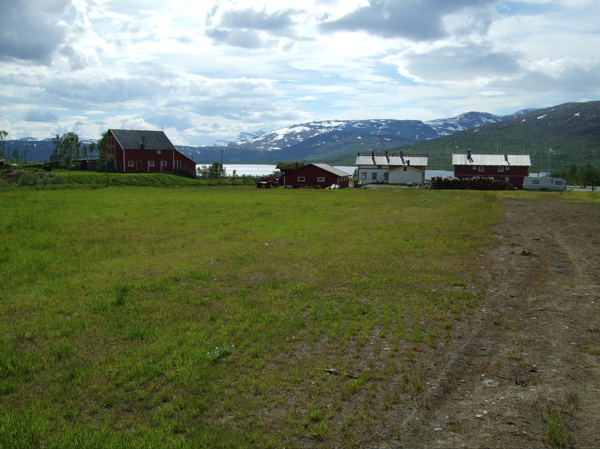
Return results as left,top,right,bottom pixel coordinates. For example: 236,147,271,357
17,172,40,186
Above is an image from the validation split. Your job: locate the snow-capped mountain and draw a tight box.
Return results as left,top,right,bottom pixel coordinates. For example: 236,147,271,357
218,110,530,156
214,129,267,147
424,112,505,136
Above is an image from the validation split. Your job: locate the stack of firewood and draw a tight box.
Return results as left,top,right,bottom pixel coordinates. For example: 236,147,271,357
423,176,515,190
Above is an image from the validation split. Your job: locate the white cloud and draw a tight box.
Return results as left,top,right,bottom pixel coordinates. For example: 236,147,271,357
0,0,598,146
478,90,506,97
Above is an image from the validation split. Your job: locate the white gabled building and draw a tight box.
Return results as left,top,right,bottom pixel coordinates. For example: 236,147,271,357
355,151,428,184
388,165,425,185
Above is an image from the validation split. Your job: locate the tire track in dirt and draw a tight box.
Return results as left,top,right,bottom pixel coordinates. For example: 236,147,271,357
392,198,600,448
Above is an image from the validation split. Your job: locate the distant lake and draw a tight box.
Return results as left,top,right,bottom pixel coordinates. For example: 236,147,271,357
197,164,453,179
426,170,455,179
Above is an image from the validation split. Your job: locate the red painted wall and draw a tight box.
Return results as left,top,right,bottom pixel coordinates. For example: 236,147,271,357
454,165,529,188
285,165,349,188
118,149,195,173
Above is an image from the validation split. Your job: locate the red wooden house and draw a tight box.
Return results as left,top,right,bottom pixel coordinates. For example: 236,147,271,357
284,163,349,188
452,151,531,188
107,129,196,178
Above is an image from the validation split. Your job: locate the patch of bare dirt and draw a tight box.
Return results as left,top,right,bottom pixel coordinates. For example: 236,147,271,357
393,198,600,448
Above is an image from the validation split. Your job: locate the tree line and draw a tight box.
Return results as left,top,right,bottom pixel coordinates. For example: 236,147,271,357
551,163,599,187
1,129,114,186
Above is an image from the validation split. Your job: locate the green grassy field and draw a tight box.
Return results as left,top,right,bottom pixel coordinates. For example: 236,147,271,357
2,169,256,188
0,185,594,448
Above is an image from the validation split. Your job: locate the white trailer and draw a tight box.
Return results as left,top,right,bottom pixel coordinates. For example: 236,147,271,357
523,176,567,191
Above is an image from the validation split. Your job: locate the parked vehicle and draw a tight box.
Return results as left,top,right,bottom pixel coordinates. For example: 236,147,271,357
523,176,567,191
255,173,282,188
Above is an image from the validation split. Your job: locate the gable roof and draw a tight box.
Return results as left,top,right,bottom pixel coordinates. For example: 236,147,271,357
308,163,350,178
355,152,428,167
110,129,176,151
389,165,424,174
452,153,531,167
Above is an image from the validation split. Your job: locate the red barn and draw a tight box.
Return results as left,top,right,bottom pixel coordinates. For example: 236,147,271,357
107,129,196,178
452,152,531,188
284,163,349,188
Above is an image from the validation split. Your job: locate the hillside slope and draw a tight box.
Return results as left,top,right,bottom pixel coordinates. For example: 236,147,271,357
404,101,600,170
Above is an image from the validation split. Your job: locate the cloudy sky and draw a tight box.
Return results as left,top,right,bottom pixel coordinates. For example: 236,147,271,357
1,0,599,145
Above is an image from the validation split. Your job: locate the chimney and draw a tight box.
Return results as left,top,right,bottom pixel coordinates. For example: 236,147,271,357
467,149,472,163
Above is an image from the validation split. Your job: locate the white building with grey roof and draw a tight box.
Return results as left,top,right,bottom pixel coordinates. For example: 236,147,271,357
354,151,428,184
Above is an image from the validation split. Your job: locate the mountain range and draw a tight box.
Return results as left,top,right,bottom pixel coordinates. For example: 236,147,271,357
174,109,537,166
3,101,598,169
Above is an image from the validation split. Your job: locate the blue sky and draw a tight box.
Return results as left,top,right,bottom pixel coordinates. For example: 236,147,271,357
1,0,598,146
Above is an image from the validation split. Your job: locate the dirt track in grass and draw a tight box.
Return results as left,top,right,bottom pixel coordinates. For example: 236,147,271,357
386,197,600,448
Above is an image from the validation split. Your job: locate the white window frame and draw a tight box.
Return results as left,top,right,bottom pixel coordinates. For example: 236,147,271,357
148,161,155,167
298,176,305,182
371,172,377,180
498,166,504,172
128,160,134,167
478,166,484,172
317,177,325,182
161,160,167,167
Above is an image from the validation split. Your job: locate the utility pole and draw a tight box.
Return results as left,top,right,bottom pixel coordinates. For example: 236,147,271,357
220,149,225,179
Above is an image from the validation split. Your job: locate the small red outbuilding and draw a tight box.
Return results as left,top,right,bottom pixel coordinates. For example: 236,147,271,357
284,163,349,188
